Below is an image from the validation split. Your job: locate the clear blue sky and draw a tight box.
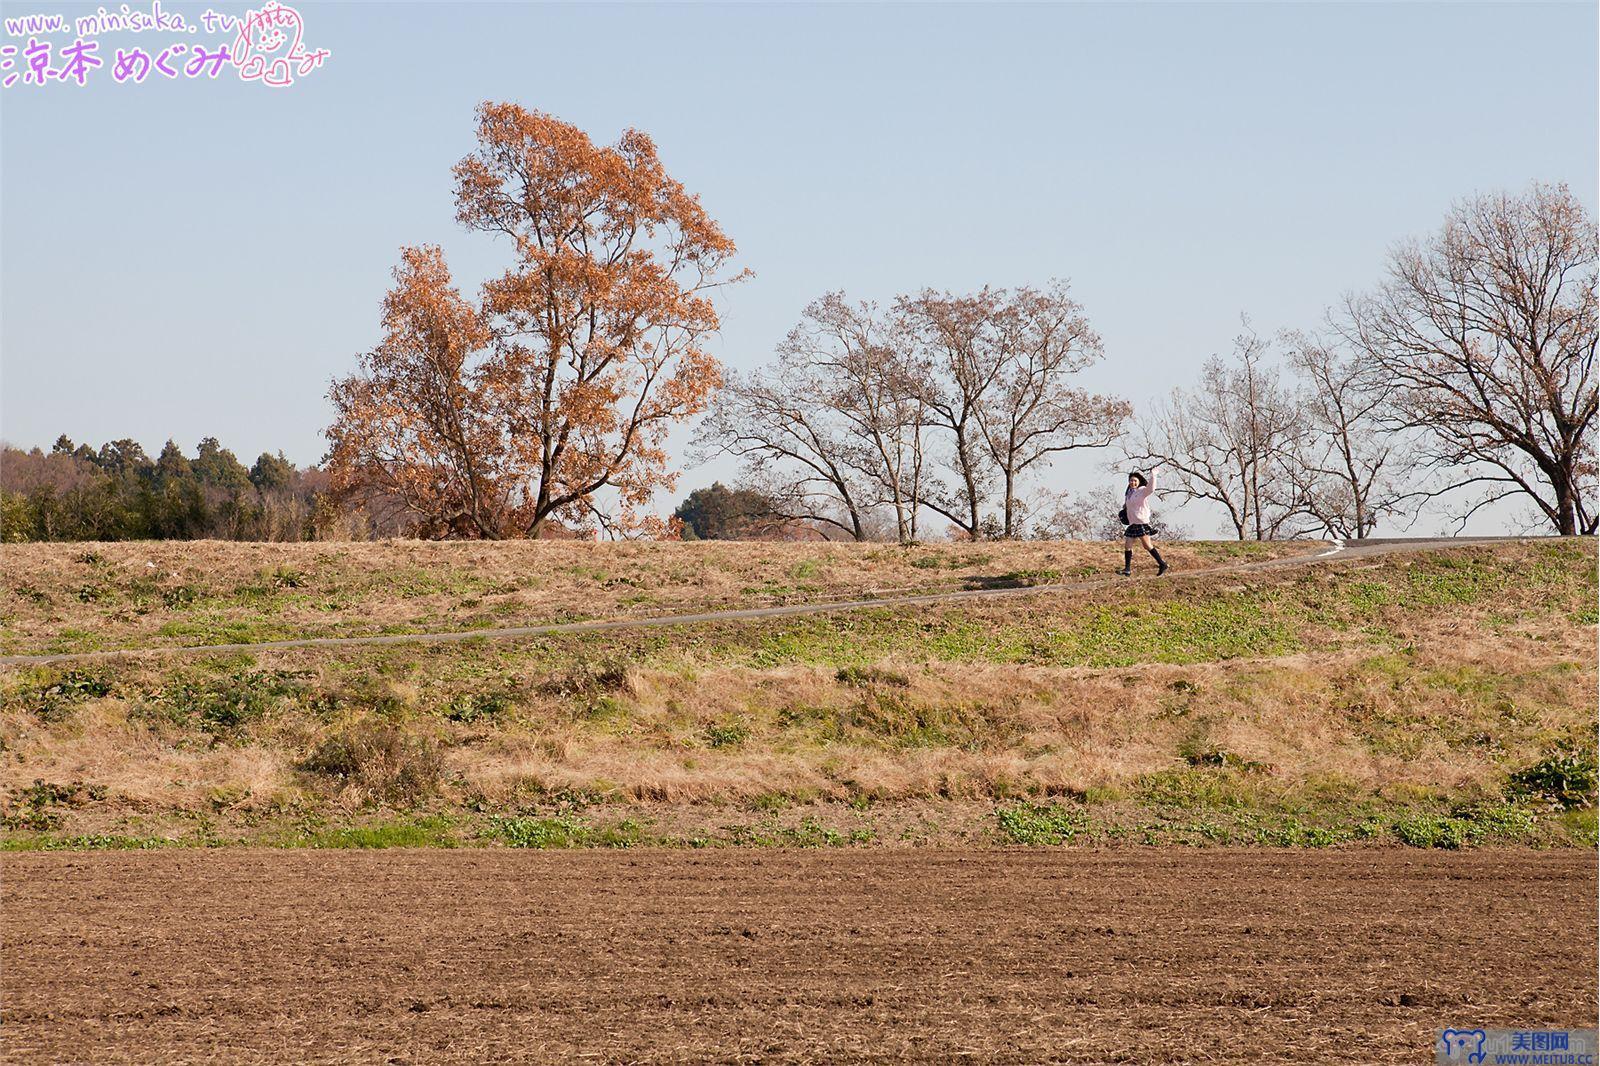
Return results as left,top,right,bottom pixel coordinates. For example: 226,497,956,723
2,1,1594,534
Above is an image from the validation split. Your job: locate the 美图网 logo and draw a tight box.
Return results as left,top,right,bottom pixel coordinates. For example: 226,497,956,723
1439,1028,1599,1065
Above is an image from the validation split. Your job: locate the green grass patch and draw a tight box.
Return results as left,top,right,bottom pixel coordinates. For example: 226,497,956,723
732,593,1299,671
0,833,172,852
296,817,458,849
722,816,870,847
996,802,1094,844
480,814,644,848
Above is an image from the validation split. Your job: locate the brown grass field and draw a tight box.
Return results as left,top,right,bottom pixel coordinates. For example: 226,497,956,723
1,537,1593,849
0,537,1313,657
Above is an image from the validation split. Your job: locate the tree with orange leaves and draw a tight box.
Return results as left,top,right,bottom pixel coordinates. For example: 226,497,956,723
326,103,744,539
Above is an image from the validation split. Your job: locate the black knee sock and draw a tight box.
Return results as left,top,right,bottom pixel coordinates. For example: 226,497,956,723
1149,548,1164,565
1123,550,1133,570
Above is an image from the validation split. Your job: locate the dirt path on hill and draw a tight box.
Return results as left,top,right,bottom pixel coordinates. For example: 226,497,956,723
0,537,1538,667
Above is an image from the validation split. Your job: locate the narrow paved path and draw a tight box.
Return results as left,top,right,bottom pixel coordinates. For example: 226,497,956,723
0,537,1529,667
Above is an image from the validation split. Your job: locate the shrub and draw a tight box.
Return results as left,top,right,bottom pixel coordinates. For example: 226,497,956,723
444,691,512,724
300,721,444,806
835,665,911,688
1507,745,1598,810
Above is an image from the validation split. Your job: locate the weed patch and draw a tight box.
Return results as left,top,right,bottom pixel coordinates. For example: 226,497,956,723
1,779,108,831
704,721,750,749
481,815,643,848
835,665,911,688
444,691,512,724
144,668,306,732
723,816,868,847
996,802,1093,845
21,670,114,723
1137,768,1260,810
1390,803,1538,849
299,817,457,848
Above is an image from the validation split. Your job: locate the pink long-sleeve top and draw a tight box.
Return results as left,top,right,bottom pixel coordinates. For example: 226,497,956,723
1124,470,1156,525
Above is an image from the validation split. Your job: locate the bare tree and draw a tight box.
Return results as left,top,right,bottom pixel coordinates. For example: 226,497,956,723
1126,326,1304,540
777,294,929,542
1343,183,1598,535
695,295,929,542
1027,491,1125,541
896,283,1127,539
1281,330,1407,539
696,361,871,541
707,284,1129,543
895,289,1005,538
977,283,1131,537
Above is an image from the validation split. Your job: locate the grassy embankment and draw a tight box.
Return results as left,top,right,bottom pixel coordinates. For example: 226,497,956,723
1,538,1593,849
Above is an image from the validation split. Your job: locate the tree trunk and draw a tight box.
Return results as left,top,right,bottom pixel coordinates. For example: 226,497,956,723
1002,468,1017,538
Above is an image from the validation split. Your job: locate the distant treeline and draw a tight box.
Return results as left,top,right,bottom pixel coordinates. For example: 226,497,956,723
0,437,403,543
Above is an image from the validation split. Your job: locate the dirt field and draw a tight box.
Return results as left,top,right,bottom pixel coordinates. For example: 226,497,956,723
4,849,1594,1064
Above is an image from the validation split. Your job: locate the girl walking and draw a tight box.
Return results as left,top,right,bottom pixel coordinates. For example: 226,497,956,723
1119,467,1168,576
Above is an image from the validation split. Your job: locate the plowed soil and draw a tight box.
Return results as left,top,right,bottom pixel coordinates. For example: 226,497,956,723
3,849,1594,1063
